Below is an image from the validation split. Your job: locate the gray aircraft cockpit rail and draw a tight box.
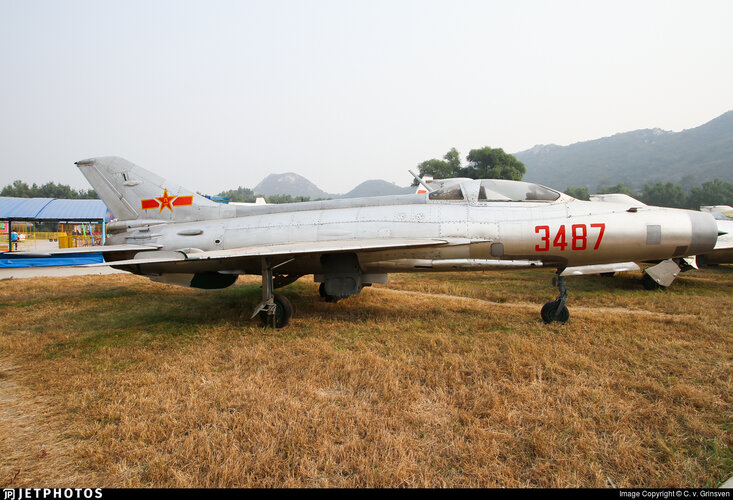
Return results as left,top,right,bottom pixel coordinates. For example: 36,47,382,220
476,179,561,202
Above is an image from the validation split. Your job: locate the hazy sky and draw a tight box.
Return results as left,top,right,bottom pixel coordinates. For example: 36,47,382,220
1,0,731,195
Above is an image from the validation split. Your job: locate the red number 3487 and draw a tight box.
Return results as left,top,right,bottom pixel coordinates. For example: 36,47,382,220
534,223,605,252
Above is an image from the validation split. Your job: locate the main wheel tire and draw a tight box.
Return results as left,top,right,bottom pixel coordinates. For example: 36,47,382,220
541,300,570,324
318,283,339,303
641,273,665,291
259,294,293,328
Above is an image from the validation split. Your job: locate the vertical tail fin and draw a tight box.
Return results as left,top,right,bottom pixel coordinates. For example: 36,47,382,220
76,156,235,222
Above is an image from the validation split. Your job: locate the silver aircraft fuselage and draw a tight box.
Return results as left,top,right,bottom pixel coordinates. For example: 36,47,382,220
104,188,716,277
64,156,720,325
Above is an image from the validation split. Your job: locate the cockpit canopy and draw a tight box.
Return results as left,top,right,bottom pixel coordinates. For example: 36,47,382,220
427,179,561,202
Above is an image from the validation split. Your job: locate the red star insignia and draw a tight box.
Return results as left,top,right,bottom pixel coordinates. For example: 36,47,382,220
156,189,175,212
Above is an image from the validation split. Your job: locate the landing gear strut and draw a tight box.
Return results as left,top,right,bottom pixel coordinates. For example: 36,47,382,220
541,272,569,324
251,257,293,328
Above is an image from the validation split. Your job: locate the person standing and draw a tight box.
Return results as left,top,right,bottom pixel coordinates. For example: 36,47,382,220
10,230,18,251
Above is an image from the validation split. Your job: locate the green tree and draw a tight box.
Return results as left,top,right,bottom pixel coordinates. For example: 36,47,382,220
1,180,32,197
414,147,463,185
564,186,590,200
679,174,697,194
639,182,687,208
443,147,461,172
265,194,312,204
597,183,636,196
217,186,256,203
462,147,525,180
686,179,733,209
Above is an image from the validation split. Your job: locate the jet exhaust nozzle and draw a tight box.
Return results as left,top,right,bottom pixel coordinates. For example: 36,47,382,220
688,210,718,255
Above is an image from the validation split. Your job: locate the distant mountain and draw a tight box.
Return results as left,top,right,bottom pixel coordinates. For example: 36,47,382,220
253,172,331,199
251,173,414,200
341,179,414,198
516,111,733,191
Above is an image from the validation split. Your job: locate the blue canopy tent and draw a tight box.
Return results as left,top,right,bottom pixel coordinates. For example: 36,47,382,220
1,197,112,267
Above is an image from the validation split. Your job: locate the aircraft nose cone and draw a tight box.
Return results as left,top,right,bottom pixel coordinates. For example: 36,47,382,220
688,210,718,255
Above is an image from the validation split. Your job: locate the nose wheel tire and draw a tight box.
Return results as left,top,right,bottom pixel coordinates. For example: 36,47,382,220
541,273,570,324
541,300,569,324
259,294,293,328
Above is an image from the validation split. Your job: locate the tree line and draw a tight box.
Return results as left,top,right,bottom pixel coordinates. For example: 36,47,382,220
1,180,98,199
215,186,323,204
564,179,733,209
0,180,316,205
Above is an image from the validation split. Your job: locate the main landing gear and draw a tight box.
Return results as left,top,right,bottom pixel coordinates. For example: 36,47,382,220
541,272,569,324
318,283,339,303
251,257,293,328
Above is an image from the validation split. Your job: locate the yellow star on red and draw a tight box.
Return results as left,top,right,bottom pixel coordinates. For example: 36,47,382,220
156,189,175,212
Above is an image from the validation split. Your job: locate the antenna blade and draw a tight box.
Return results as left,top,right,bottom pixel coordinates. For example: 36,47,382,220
409,169,434,193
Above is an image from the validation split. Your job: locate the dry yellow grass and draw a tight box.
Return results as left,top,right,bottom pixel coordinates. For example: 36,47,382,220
0,266,731,487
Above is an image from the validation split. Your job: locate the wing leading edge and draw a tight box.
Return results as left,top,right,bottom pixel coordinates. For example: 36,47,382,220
86,238,453,268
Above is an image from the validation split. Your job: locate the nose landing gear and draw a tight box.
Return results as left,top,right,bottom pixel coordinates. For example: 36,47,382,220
541,273,569,324
258,293,293,328
252,257,293,328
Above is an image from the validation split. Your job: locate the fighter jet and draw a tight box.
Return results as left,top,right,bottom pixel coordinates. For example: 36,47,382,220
36,157,718,327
